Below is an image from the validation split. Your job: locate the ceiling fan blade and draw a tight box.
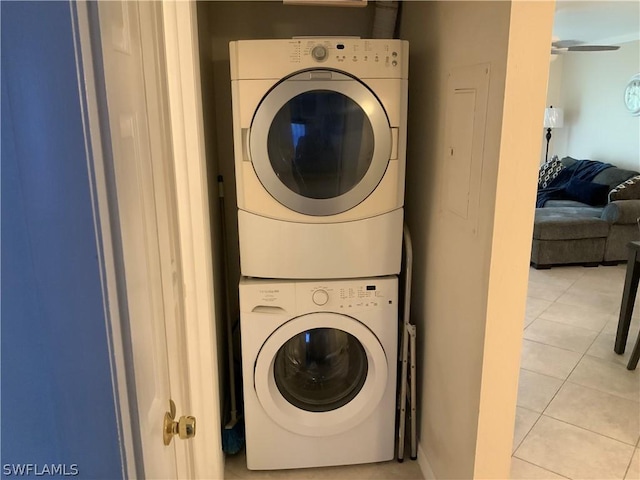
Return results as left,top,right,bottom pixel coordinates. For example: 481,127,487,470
565,45,620,52
552,39,583,49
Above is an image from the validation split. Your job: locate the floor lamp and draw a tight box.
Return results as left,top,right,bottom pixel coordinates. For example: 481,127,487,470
544,106,564,163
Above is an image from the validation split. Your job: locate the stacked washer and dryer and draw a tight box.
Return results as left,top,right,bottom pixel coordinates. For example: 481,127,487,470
229,38,409,470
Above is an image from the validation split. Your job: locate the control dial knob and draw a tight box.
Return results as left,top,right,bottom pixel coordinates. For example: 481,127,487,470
311,45,328,62
312,289,329,306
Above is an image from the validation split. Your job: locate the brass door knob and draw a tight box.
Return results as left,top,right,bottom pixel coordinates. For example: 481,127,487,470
163,399,196,445
178,415,196,440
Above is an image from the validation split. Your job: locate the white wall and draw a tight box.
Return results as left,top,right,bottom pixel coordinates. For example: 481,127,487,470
401,1,553,478
546,40,640,171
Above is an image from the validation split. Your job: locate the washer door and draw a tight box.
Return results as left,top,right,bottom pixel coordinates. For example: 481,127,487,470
254,312,388,437
249,69,391,216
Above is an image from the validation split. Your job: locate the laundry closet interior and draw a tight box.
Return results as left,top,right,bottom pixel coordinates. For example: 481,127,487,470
187,2,553,478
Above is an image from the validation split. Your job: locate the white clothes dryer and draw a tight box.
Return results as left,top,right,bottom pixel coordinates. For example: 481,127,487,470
239,275,398,470
230,38,408,279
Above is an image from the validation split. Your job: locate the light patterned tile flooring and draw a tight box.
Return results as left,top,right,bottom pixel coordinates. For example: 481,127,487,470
224,264,640,479
512,264,640,480
224,449,423,480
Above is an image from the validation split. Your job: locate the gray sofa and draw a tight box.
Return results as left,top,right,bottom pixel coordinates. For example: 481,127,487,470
531,157,640,269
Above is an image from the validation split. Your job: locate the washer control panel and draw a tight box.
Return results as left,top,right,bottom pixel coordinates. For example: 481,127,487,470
303,280,392,312
239,276,397,314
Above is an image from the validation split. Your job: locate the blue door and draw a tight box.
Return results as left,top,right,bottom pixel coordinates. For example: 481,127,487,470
1,2,123,477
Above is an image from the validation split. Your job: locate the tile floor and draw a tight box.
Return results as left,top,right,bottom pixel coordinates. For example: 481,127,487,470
224,264,640,480
224,449,423,479
512,264,640,480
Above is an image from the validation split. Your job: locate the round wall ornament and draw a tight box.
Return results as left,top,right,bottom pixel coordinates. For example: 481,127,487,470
624,73,640,116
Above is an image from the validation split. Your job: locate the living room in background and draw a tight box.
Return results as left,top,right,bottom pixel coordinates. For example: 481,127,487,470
531,1,640,269
544,37,639,170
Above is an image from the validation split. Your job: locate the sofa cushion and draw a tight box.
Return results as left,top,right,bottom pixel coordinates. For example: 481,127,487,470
601,200,640,224
593,167,640,190
534,206,607,241
609,175,640,201
560,156,578,168
533,213,609,241
538,156,564,189
535,206,604,219
543,199,592,208
565,179,609,206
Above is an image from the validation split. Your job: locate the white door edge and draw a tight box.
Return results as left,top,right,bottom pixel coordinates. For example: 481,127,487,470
72,3,137,478
76,1,223,478
162,2,225,479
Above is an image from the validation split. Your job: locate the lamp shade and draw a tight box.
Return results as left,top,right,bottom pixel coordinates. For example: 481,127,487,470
544,107,564,128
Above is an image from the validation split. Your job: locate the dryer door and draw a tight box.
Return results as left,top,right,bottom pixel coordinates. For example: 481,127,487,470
249,70,392,216
254,312,388,437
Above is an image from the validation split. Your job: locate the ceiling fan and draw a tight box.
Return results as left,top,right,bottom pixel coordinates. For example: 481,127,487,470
551,39,620,55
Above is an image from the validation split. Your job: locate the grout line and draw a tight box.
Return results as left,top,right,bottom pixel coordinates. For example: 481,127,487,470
511,455,572,479
562,378,640,407
530,314,610,334
519,366,566,381
511,409,543,457
521,337,591,356
542,410,640,447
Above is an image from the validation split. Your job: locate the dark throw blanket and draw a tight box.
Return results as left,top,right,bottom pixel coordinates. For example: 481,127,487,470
536,160,612,207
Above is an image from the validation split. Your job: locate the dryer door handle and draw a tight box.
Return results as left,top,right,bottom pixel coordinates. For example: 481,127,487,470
288,70,351,82
391,127,398,160
242,127,251,161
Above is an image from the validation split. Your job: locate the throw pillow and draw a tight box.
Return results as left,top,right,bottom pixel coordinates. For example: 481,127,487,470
565,179,609,206
538,156,564,189
608,175,640,201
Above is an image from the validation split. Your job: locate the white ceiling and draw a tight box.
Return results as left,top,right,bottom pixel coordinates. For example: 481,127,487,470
553,0,640,45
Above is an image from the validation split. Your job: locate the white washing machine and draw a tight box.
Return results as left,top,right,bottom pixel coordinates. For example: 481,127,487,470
230,38,408,279
239,275,398,470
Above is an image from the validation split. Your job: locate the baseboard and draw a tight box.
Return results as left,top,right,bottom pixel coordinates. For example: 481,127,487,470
417,441,436,480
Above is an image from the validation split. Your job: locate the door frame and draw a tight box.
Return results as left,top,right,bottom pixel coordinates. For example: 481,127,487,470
160,2,224,478
74,1,223,478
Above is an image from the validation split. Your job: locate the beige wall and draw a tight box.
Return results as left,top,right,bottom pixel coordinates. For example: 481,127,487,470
546,40,640,170
400,1,553,478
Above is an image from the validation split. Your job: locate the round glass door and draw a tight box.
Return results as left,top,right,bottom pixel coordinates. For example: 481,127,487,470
250,70,391,216
253,313,388,437
274,328,368,412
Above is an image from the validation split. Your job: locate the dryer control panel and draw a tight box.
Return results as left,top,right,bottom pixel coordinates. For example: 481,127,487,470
298,39,402,69
230,38,409,80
